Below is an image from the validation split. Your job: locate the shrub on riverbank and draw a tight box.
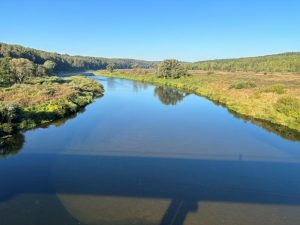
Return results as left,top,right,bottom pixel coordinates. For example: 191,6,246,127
0,104,21,134
0,76,103,137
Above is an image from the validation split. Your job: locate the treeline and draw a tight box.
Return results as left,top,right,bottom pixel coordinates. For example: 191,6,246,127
189,52,300,73
0,42,157,75
2,42,300,78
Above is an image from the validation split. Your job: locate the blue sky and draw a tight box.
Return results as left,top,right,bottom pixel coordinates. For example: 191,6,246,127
1,0,300,61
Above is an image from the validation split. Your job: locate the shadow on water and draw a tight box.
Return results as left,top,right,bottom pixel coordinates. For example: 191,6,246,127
1,154,300,224
160,199,198,225
1,76,300,224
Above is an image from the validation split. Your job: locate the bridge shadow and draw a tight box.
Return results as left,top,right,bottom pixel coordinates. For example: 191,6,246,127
160,199,198,225
1,153,300,224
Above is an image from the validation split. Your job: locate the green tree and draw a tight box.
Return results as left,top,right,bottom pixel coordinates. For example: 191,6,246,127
0,104,21,135
106,63,115,73
9,58,35,83
36,65,47,76
132,63,140,70
0,57,12,83
43,60,56,74
156,60,188,79
0,104,21,124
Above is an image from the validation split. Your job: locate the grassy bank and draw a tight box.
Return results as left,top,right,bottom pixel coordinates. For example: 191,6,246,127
0,75,103,145
95,69,300,135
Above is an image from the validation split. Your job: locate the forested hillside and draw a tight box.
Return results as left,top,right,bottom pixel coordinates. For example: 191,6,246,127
189,53,300,73
2,42,300,75
0,42,157,74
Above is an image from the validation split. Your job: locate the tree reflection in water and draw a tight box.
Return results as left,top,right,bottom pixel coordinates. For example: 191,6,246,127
132,81,148,92
0,133,24,157
154,86,189,106
0,109,85,158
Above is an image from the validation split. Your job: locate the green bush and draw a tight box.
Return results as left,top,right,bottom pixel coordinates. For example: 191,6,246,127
71,95,93,107
0,105,21,134
0,104,21,123
18,119,36,130
156,60,189,79
275,96,300,118
24,76,64,85
1,123,14,133
230,81,256,89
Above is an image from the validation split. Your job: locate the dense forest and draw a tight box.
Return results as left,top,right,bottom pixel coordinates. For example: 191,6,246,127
0,42,157,75
1,42,300,77
188,52,300,73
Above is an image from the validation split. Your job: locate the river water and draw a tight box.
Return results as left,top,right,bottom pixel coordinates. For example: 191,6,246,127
1,76,300,225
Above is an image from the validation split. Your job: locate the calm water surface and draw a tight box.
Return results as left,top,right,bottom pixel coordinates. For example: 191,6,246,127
1,76,300,225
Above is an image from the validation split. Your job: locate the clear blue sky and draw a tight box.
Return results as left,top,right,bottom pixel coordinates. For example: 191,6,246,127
1,0,300,61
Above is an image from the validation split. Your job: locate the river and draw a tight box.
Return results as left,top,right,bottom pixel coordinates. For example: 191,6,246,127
0,75,300,225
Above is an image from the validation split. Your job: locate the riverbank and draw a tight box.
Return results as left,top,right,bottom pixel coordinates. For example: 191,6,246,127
0,75,103,146
95,70,300,134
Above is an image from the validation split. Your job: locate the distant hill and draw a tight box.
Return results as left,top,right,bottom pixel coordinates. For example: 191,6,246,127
0,42,158,72
1,42,299,73
189,52,300,73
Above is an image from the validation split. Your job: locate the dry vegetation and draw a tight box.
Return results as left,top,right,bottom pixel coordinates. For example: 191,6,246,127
0,82,75,107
